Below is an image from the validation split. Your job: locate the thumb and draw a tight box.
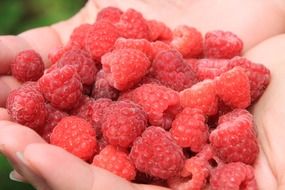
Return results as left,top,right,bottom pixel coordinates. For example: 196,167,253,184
22,143,139,190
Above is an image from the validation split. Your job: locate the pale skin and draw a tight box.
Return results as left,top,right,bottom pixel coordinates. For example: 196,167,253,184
0,0,285,189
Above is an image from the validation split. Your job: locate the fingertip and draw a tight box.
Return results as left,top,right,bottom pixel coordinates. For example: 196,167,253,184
0,108,11,120
24,143,137,190
9,170,26,183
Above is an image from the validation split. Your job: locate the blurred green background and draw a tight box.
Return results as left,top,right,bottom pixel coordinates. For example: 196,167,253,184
0,0,86,189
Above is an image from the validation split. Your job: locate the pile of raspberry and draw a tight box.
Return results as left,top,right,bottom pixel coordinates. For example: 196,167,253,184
7,6,270,190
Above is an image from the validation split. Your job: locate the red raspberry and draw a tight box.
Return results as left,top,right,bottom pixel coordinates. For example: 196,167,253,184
147,20,173,41
11,50,44,82
168,157,210,190
204,30,243,59
115,9,150,40
120,83,180,128
218,108,252,125
82,84,93,96
69,23,92,48
92,145,136,180
91,70,119,100
96,6,123,24
227,56,271,102
102,101,147,147
38,65,83,110
41,104,68,143
6,84,46,129
114,37,154,60
171,26,203,58
196,59,229,80
209,109,259,164
184,58,199,72
97,136,109,152
71,96,96,123
50,116,97,161
210,162,257,190
170,108,208,152
48,43,81,65
151,50,197,91
215,67,251,109
130,126,184,179
151,41,173,57
56,49,97,85
85,21,120,60
196,144,215,161
180,79,218,116
101,49,151,91
72,97,112,137
136,74,162,86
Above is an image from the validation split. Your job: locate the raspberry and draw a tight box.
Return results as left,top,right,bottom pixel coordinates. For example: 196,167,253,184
196,59,229,80
85,21,120,60
41,104,68,143
168,157,210,190
204,30,243,59
72,97,112,137
120,83,180,128
114,37,154,60
38,65,83,110
92,145,136,180
184,58,199,72
50,116,97,161
101,49,151,91
115,9,150,40
102,101,147,147
91,70,119,100
218,108,252,125
171,26,203,58
130,126,184,179
96,6,123,24
151,50,197,91
48,43,80,65
180,79,218,116
170,108,208,152
136,74,162,86
147,20,173,41
227,56,271,102
151,41,173,57
97,136,109,152
69,24,92,48
56,49,97,85
11,50,44,82
209,109,259,164
210,162,257,190
82,85,93,96
6,84,46,129
196,144,215,161
215,67,251,109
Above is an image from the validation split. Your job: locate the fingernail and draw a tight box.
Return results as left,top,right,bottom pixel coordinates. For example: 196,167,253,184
9,171,24,182
16,151,29,166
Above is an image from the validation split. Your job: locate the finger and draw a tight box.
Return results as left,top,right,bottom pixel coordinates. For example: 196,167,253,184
0,121,49,189
0,1,97,75
23,143,138,190
0,121,46,168
9,170,27,183
244,34,285,183
0,76,21,107
93,0,285,50
0,107,11,120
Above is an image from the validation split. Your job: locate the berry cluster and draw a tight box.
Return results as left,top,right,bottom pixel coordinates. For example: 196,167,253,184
7,6,271,190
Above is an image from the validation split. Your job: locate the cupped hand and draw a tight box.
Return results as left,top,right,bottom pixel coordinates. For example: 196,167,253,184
0,0,285,190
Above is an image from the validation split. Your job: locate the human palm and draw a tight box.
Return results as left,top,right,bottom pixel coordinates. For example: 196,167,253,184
0,1,285,189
